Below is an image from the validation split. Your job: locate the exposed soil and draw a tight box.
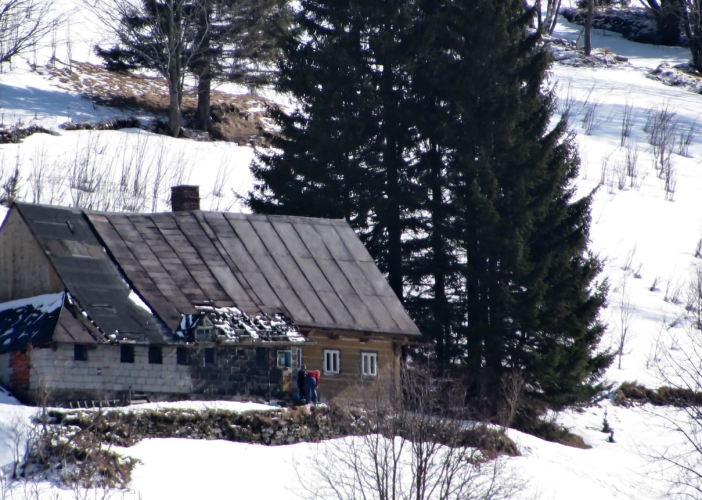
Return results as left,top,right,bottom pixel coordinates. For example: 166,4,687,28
614,381,702,406
34,60,276,144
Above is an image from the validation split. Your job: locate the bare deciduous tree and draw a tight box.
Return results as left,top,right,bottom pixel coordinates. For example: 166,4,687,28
615,276,636,369
649,309,702,498
0,0,62,68
86,0,211,137
303,366,521,500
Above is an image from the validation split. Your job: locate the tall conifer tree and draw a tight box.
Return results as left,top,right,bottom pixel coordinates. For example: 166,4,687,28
248,0,421,300
249,0,612,411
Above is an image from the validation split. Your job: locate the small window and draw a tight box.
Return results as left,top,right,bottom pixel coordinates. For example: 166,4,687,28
296,348,303,368
74,344,87,361
196,327,213,341
256,347,268,367
176,347,190,365
324,349,340,375
148,346,162,364
361,352,378,377
120,345,135,363
277,350,292,368
204,348,215,366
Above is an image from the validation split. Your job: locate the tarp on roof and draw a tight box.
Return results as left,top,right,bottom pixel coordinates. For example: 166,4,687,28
0,292,64,353
14,203,173,344
86,211,421,337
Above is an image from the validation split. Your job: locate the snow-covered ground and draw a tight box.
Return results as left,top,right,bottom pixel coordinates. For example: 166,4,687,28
2,5,702,500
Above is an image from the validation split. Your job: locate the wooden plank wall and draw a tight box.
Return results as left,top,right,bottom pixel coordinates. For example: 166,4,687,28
0,210,63,302
303,331,400,402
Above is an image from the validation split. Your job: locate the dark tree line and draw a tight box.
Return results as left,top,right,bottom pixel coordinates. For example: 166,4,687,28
89,0,289,136
248,0,613,416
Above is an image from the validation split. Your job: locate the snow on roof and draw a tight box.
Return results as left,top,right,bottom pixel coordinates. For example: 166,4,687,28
0,292,65,353
178,304,306,343
0,292,64,315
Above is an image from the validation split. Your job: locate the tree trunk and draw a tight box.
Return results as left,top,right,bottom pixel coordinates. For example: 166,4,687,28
194,1,212,131
382,60,403,303
656,0,682,45
430,143,448,368
684,2,702,72
584,0,594,56
195,66,212,131
168,80,182,137
167,0,183,137
546,0,562,34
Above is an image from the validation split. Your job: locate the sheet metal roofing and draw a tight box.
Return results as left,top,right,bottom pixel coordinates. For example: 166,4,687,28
12,203,420,338
87,211,420,336
15,203,173,344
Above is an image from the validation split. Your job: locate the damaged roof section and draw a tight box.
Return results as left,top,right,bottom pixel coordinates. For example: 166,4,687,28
85,210,421,337
14,203,173,344
179,304,306,343
0,292,109,353
0,293,65,353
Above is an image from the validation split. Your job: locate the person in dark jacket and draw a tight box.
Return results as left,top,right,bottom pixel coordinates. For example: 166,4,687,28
297,365,307,402
305,369,319,404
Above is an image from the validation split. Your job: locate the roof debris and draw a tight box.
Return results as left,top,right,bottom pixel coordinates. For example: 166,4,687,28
178,304,305,343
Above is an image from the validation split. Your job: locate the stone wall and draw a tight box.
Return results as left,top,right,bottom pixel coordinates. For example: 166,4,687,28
26,343,303,405
45,404,521,456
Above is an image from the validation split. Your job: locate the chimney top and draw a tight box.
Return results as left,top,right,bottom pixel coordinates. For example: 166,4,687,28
171,185,200,212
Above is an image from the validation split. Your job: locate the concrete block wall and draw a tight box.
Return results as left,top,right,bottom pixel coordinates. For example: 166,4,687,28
29,344,194,396
24,343,304,403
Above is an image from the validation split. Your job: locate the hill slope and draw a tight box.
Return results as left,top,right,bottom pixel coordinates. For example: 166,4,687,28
1,5,702,500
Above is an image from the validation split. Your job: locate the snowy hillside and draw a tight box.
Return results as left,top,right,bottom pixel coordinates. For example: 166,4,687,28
3,2,702,499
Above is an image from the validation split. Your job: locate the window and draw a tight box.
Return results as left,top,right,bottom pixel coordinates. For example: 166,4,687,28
324,349,340,375
256,347,268,367
148,346,162,364
176,347,190,365
296,348,303,369
74,344,87,361
277,350,292,368
361,352,378,377
204,348,215,366
120,345,135,363
196,327,213,341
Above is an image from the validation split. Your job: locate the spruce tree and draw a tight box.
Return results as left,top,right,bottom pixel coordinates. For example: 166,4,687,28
425,0,612,408
250,0,612,412
248,0,421,299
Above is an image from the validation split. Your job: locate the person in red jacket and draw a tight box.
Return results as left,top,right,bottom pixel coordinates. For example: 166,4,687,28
305,369,320,404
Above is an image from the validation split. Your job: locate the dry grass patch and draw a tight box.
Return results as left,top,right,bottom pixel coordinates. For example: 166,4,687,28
35,60,276,144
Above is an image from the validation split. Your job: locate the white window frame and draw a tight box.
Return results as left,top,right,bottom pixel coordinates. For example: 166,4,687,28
277,350,292,368
324,349,340,375
361,352,378,377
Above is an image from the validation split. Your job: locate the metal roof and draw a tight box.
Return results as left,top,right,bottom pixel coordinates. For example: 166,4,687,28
15,203,173,344
87,211,419,336
11,203,420,338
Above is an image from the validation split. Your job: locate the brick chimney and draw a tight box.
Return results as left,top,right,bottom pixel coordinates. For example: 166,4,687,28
171,185,200,211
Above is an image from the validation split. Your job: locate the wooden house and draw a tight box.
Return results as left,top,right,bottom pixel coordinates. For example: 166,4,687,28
0,186,421,405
